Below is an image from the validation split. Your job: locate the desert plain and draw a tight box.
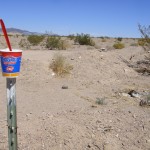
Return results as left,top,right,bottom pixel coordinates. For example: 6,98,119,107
0,34,150,150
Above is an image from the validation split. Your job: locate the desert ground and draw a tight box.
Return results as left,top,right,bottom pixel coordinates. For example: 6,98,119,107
0,35,150,150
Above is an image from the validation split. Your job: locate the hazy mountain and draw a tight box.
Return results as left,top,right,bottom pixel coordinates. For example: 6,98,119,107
0,28,40,35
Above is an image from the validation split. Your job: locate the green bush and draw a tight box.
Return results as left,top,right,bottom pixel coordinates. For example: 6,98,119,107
113,42,125,49
74,33,95,46
46,36,67,50
117,37,123,42
27,35,45,46
68,34,75,40
96,97,106,105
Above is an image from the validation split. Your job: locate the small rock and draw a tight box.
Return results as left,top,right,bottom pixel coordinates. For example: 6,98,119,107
122,93,129,97
87,144,91,148
91,105,97,108
101,48,106,51
115,134,119,138
146,139,150,143
139,99,150,106
51,72,55,76
62,85,68,89
132,114,136,118
128,90,141,98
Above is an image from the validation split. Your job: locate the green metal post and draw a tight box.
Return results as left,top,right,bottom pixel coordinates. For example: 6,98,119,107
7,78,18,150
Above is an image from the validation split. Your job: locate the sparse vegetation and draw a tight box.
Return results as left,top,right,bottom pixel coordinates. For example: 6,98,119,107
46,36,67,50
138,38,147,46
101,39,106,42
138,24,150,51
7,34,13,37
147,94,150,101
74,33,95,46
130,43,138,46
135,24,150,75
96,97,106,105
68,34,75,40
117,37,123,42
113,42,125,49
27,35,45,46
19,39,30,49
50,54,73,76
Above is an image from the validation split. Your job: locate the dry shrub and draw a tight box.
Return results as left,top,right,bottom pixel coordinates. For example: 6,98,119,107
101,39,106,42
19,39,30,49
113,42,125,49
50,54,73,76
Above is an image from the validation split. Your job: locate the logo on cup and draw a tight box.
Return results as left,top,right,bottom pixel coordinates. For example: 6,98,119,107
6,66,14,72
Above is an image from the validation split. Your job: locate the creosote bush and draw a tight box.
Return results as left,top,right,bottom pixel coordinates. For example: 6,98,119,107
46,36,67,50
117,37,123,42
74,33,95,46
27,35,45,46
113,42,125,49
50,54,73,76
68,34,75,40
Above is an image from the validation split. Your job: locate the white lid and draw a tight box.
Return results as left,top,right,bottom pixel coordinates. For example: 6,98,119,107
0,48,22,52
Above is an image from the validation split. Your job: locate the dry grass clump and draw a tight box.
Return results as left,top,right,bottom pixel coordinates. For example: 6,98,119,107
19,39,30,49
113,42,125,49
50,54,73,76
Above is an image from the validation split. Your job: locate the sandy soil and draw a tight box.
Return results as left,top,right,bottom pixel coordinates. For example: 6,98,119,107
0,36,150,150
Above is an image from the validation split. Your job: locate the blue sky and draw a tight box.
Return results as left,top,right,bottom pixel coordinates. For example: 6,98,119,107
0,0,150,37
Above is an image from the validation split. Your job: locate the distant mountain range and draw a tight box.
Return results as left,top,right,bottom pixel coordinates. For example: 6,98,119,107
0,28,40,35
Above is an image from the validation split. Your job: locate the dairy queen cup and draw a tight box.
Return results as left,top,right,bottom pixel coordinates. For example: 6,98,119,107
0,48,22,78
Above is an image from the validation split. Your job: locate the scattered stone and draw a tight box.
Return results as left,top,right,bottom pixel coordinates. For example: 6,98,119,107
91,105,97,108
146,139,150,143
115,134,119,138
101,48,106,52
51,72,55,76
87,144,91,148
122,93,129,97
62,85,68,89
139,99,150,106
128,90,141,98
103,126,112,132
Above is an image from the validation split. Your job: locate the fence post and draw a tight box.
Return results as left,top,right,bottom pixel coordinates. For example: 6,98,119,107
7,78,17,150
